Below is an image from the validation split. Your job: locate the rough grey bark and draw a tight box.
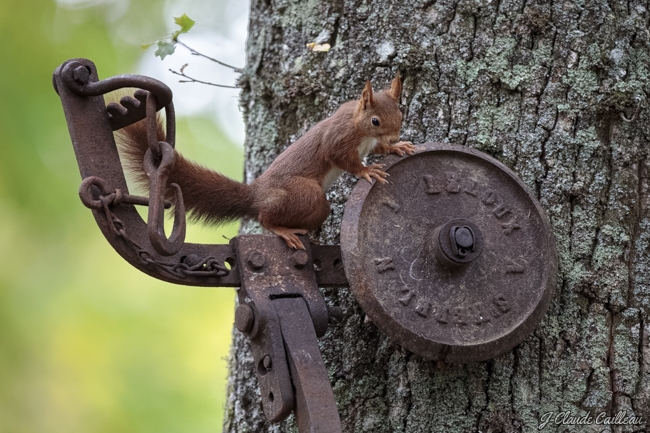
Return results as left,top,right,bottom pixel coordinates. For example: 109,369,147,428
224,0,650,431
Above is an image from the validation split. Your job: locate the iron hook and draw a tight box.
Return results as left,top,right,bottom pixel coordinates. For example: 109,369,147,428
144,141,187,256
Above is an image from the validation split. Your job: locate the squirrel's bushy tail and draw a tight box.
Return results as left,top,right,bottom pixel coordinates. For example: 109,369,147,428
116,118,256,225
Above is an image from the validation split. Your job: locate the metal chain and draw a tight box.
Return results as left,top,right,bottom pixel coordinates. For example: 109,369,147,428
81,176,229,279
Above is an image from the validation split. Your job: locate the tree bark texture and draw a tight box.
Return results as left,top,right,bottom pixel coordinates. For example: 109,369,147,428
224,0,650,431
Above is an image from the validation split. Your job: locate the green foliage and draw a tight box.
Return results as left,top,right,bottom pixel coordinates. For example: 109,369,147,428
155,40,178,60
144,14,197,60
173,14,196,40
0,2,240,433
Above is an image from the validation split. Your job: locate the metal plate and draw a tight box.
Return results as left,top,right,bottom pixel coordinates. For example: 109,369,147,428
341,143,557,363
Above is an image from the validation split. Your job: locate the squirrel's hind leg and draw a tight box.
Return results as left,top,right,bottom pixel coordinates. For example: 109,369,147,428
266,226,308,250
257,178,330,250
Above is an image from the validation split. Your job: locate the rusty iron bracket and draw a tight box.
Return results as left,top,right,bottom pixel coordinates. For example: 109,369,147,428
232,235,341,431
53,58,347,432
52,58,347,289
53,57,557,431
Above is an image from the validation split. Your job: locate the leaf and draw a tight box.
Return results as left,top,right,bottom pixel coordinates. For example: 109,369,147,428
155,40,177,60
141,42,153,50
172,14,196,40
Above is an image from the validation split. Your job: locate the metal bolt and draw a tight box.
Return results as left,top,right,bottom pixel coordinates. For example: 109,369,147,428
434,219,483,267
247,251,265,270
258,355,273,376
291,250,309,269
73,65,90,85
181,253,201,267
262,355,272,371
450,226,474,258
235,304,255,333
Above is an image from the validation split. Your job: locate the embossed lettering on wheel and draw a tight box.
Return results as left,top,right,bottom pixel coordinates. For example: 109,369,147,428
341,143,557,363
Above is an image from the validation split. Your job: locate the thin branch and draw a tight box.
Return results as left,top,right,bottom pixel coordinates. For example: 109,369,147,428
176,39,242,72
169,68,239,88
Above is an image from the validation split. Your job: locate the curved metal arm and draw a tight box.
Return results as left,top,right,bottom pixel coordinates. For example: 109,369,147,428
54,59,175,132
52,58,232,286
54,60,172,108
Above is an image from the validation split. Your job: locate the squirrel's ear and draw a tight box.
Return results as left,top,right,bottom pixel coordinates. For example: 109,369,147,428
389,73,402,101
360,80,375,110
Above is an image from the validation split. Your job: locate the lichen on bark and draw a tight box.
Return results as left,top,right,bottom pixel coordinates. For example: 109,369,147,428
224,0,650,431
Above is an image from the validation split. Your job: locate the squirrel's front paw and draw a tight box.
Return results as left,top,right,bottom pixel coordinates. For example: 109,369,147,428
360,163,389,184
390,141,421,156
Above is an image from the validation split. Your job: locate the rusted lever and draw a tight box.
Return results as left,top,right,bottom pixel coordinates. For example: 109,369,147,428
274,297,341,433
232,235,342,433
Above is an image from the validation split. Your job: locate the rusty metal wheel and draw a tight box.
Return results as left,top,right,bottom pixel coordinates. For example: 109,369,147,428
341,143,557,363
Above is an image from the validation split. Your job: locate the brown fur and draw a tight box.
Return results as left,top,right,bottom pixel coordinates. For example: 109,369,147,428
116,116,256,225
116,74,414,248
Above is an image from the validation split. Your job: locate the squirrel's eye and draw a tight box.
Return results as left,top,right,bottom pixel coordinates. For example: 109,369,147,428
371,117,380,127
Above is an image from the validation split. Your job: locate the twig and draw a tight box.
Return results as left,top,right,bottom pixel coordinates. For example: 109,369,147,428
169,68,239,88
176,39,242,72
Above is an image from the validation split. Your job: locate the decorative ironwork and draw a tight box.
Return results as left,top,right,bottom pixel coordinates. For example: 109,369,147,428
53,58,347,433
53,58,556,433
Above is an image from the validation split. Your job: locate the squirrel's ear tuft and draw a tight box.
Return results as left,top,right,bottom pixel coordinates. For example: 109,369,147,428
360,80,375,110
389,72,402,101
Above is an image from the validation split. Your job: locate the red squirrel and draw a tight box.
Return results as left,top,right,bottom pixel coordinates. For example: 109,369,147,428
118,73,417,249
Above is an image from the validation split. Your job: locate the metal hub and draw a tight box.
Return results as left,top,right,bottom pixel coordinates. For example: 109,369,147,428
434,218,483,267
341,143,557,363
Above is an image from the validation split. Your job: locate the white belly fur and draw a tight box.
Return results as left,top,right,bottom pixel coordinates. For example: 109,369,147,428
321,167,345,192
321,137,378,192
358,137,378,158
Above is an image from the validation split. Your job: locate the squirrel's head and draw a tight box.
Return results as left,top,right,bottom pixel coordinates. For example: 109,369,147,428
354,73,403,145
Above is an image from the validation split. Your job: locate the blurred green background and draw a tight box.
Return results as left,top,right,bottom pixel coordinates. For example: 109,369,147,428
0,0,244,432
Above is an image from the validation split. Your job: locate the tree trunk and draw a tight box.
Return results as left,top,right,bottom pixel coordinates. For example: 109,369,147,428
224,0,650,431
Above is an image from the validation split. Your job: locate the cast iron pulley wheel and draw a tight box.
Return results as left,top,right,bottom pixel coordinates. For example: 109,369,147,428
341,143,557,363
